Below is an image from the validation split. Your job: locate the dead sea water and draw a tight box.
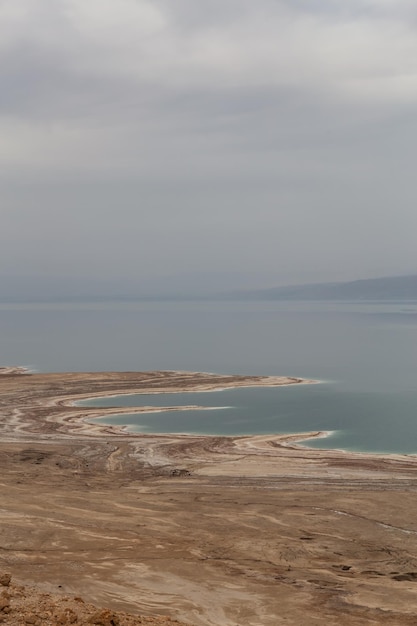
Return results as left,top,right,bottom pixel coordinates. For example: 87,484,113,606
1,299,417,454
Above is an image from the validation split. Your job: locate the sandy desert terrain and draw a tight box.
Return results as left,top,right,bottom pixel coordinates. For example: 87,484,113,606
1,369,417,625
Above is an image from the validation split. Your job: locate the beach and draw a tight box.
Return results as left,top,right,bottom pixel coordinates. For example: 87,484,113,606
1,368,417,625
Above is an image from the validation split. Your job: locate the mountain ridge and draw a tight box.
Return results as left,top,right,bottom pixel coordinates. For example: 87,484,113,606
227,274,417,301
1,273,417,302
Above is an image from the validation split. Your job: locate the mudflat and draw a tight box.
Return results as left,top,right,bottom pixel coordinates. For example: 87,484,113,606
1,369,417,625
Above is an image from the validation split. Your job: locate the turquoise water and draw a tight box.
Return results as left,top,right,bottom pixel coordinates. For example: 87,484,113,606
1,299,417,453
80,384,417,454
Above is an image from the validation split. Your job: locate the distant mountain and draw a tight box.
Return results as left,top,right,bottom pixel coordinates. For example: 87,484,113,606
229,274,417,301
1,273,417,303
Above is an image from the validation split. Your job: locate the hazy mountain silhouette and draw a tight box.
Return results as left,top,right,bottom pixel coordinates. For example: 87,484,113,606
1,273,417,303
230,274,417,301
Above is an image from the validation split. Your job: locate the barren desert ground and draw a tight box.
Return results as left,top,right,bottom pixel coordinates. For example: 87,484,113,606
2,369,417,625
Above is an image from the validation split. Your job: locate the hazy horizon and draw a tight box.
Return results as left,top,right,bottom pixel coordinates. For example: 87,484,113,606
1,269,417,302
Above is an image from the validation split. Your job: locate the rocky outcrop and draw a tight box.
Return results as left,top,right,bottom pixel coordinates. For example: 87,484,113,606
0,574,189,626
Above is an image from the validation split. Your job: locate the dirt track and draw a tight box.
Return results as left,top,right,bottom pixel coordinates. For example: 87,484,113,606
1,369,417,625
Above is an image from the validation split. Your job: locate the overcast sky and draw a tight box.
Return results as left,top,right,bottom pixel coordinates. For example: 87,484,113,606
1,0,417,293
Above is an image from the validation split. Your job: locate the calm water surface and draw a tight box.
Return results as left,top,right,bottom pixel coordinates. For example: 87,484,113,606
1,300,417,453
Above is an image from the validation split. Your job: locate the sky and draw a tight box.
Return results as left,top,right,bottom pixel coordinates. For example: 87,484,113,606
1,0,417,295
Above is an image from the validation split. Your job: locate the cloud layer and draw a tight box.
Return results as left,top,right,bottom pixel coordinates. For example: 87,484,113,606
1,0,417,287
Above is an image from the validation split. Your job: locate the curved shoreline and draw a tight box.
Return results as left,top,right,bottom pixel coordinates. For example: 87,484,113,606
4,368,417,624
0,366,413,464
0,365,412,459
0,367,317,440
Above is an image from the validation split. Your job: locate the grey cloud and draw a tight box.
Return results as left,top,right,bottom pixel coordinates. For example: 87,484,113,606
0,0,417,288
1,0,416,132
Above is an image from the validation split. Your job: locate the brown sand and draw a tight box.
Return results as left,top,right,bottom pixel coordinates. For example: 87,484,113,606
1,369,417,625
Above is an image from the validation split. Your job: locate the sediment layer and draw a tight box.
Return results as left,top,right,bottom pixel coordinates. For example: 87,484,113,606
1,369,417,625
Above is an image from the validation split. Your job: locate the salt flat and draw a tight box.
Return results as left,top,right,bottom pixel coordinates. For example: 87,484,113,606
1,369,417,625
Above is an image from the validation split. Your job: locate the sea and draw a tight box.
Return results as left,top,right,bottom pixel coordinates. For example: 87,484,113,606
1,299,417,454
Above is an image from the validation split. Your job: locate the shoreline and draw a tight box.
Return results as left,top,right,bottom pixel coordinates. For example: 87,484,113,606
3,368,417,624
1,365,414,467
0,365,410,459
71,381,414,460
